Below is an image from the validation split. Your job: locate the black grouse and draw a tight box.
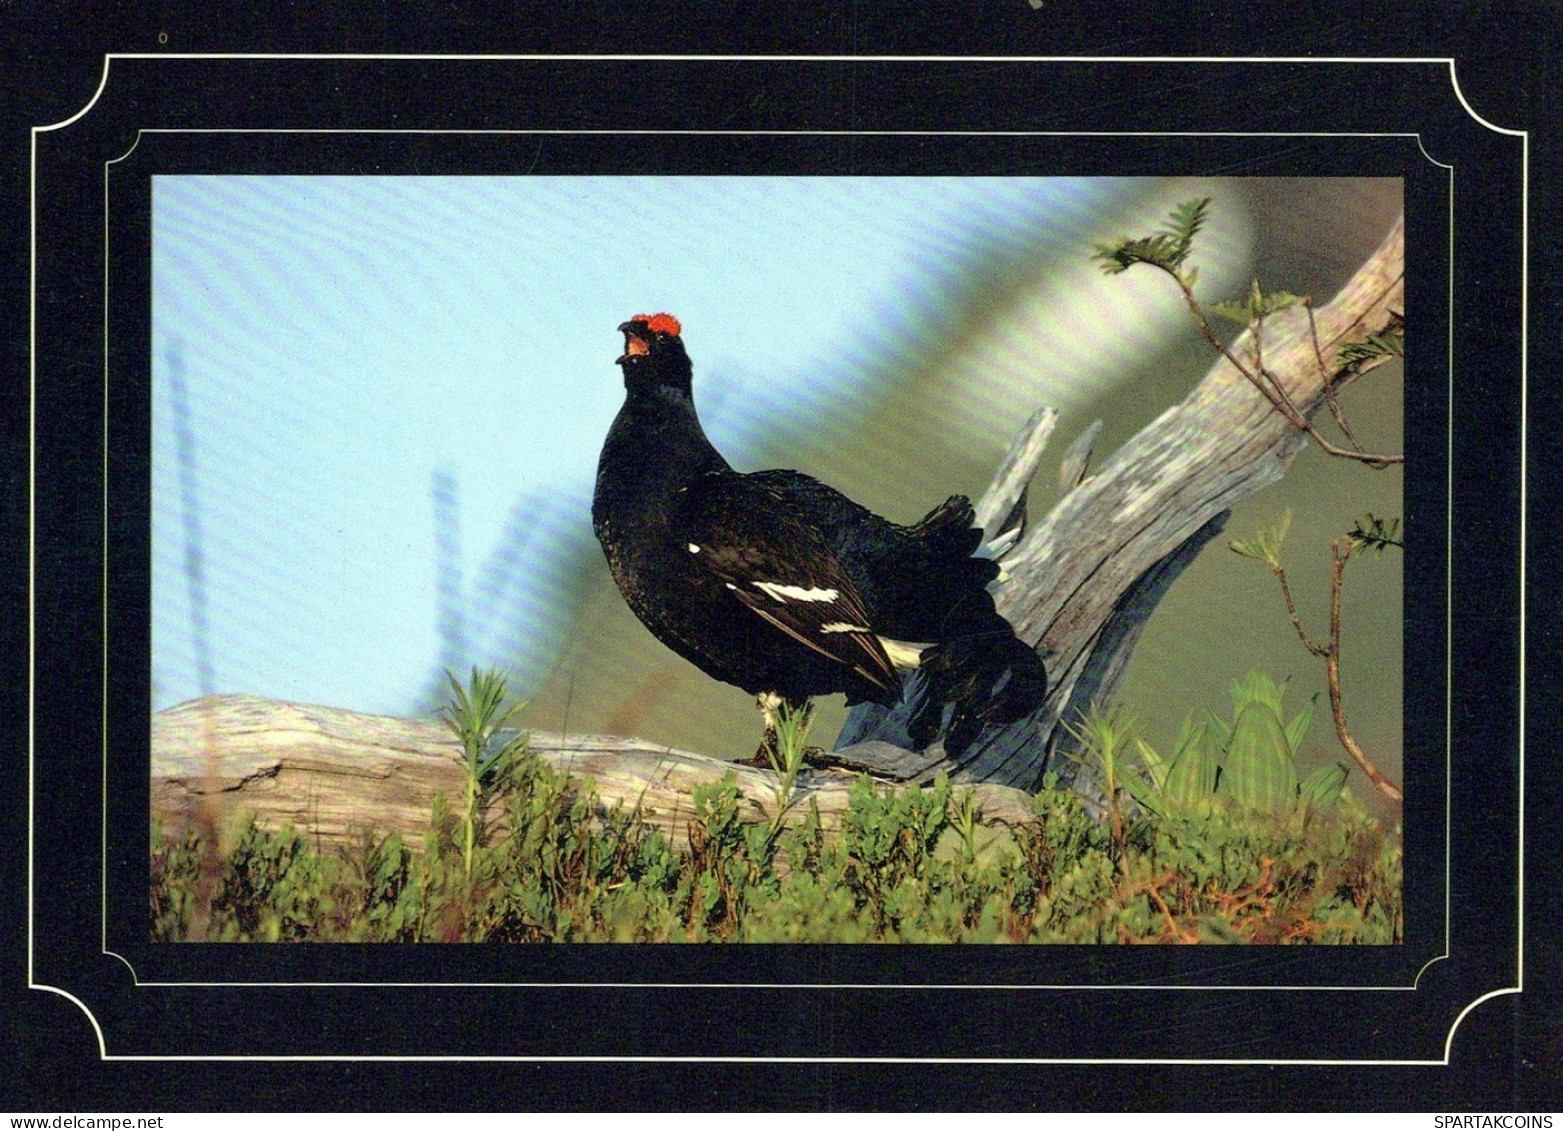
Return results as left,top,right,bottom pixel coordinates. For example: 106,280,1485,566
591,313,1047,758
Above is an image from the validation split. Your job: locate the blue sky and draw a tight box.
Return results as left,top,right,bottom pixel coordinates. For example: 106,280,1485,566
150,175,1254,716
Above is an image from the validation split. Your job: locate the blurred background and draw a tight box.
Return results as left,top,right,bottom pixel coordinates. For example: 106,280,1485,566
151,175,1403,818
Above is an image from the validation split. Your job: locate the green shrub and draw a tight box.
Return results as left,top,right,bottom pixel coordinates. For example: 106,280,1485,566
151,764,1400,945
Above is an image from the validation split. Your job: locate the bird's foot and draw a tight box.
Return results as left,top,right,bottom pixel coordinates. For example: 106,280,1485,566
748,692,816,772
743,743,779,770
796,744,833,769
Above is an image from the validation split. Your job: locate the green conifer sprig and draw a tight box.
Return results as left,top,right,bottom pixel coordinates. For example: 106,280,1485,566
1208,278,1303,325
1347,514,1404,554
1336,326,1405,369
1092,196,1212,282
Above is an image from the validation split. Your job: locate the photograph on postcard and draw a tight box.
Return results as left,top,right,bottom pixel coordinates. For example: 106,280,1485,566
144,172,1406,946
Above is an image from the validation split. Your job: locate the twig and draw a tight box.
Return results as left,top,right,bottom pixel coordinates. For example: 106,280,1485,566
1305,298,1366,452
1172,274,1403,467
1143,873,1197,943
1270,560,1328,658
1325,541,1404,805
1174,278,1306,425
1262,541,1402,806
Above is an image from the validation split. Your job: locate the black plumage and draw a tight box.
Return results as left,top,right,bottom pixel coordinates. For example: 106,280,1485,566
591,313,1046,756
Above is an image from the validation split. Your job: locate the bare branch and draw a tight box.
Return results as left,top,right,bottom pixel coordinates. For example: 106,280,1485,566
1324,541,1405,805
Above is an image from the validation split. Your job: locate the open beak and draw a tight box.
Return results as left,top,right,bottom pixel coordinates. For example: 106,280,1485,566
617,322,650,364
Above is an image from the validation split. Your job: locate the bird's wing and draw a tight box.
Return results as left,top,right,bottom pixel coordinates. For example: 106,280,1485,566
671,471,900,691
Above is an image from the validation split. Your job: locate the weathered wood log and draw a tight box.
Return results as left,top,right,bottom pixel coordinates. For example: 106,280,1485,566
839,215,1405,793
151,693,1037,855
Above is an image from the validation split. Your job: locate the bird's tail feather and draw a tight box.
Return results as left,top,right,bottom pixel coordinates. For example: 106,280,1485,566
908,632,1047,756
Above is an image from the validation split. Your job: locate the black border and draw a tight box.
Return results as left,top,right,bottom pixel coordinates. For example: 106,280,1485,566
7,27,1548,1114
54,51,1474,1050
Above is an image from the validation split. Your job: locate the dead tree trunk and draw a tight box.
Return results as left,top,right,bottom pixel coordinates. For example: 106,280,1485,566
838,215,1404,793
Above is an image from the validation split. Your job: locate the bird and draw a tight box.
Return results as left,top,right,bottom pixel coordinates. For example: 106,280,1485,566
591,312,1046,763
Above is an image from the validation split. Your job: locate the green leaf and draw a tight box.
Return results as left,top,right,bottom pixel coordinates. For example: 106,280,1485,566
1120,738,1166,818
1299,763,1349,811
1210,279,1302,325
1261,289,1302,316
1228,510,1292,568
1207,298,1253,324
1204,707,1234,755
1092,234,1183,275
1284,696,1316,760
1092,200,1211,278
1220,700,1298,816
1132,736,1169,791
1162,197,1211,251
1232,668,1286,718
1161,725,1220,814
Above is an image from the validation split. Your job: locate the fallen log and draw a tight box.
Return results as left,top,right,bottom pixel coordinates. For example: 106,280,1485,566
151,693,1037,854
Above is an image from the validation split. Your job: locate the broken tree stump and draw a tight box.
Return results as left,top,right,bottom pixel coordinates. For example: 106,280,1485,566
840,215,1404,793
